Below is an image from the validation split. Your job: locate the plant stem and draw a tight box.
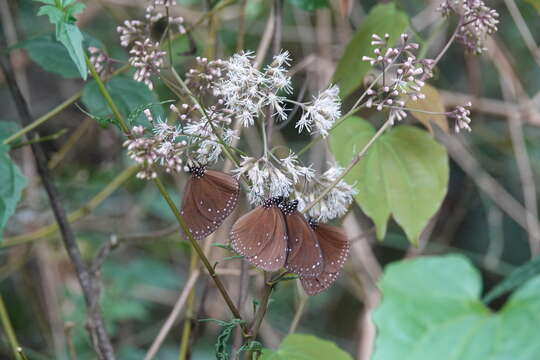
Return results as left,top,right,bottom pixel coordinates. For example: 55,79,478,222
0,42,116,360
301,119,393,215
85,56,130,134
153,178,245,327
2,93,79,145
86,40,248,334
288,295,308,334
10,128,67,149
0,295,23,360
2,165,138,248
246,277,274,359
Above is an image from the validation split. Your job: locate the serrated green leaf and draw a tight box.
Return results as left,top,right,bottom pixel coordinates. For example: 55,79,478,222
82,76,165,128
329,117,449,244
333,4,409,97
287,0,328,11
483,255,540,304
0,145,27,240
56,21,87,80
260,334,353,360
373,255,540,360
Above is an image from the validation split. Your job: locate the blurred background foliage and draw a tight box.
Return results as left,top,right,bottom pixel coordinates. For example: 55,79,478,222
1,0,540,359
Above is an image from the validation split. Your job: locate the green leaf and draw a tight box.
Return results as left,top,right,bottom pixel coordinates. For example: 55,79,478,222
56,21,87,80
21,34,80,78
37,5,65,24
329,117,449,244
333,4,409,97
0,145,27,240
0,121,20,143
372,255,540,360
81,76,165,128
483,255,540,304
287,0,329,11
260,334,353,360
20,33,101,79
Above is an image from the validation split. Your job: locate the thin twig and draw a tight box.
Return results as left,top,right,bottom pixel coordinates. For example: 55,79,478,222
288,293,308,334
0,39,115,360
433,125,540,237
143,268,201,360
2,165,138,248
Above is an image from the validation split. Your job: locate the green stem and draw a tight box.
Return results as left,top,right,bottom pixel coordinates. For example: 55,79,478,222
2,93,79,145
85,55,130,134
0,295,23,360
10,129,68,149
301,119,393,215
153,178,246,328
86,58,247,332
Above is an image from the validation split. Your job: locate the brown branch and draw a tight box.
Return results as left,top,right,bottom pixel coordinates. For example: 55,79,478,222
0,38,115,360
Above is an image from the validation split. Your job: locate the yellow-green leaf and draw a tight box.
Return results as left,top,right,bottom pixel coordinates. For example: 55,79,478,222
329,117,449,244
406,84,449,133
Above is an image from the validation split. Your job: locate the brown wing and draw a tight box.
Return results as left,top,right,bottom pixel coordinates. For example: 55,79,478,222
180,171,239,240
284,212,324,278
230,206,287,272
300,224,350,295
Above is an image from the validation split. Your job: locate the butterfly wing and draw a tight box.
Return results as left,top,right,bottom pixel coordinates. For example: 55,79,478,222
231,206,287,272
180,170,239,240
300,224,349,295
284,212,324,277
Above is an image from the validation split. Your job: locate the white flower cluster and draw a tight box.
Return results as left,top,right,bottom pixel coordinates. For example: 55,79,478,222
296,85,341,138
178,101,238,164
362,33,435,125
212,51,293,127
296,166,356,222
234,153,314,205
117,0,185,89
438,0,499,54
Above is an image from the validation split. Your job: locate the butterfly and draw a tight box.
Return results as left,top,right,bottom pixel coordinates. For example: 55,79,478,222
230,198,324,277
180,165,239,240
230,197,288,271
300,219,350,295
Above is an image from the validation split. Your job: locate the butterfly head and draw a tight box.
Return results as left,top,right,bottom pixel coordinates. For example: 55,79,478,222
279,199,298,215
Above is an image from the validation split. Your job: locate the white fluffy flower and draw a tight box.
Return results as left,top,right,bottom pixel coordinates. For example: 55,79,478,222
296,85,341,137
297,165,356,222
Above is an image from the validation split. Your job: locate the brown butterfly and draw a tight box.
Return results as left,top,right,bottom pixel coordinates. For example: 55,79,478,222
230,197,288,271
279,200,324,278
300,219,350,295
180,165,239,240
